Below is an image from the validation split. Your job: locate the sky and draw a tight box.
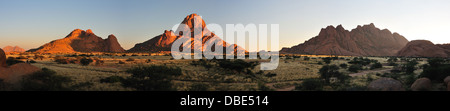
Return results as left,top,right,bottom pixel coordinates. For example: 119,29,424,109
1,0,450,50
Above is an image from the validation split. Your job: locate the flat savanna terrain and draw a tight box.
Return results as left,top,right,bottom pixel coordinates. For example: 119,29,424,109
6,53,444,91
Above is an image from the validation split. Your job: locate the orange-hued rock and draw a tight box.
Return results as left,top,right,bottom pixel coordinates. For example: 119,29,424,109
105,34,126,53
0,48,40,83
2,46,26,53
128,13,245,53
0,49,7,67
127,30,178,52
28,29,125,53
280,23,409,56
0,63,40,83
397,40,450,57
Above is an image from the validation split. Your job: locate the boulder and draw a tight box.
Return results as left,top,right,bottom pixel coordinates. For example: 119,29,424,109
444,76,450,84
368,78,405,91
411,78,432,91
0,63,40,83
0,49,6,67
447,82,450,91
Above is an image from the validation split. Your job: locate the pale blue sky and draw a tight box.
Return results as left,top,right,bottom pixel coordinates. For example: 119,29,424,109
1,0,450,50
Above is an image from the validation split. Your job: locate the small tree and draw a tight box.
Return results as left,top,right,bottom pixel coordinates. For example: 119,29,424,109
319,65,347,83
370,62,382,70
303,56,310,61
404,60,418,74
339,63,348,68
322,57,332,64
297,79,323,91
348,64,362,73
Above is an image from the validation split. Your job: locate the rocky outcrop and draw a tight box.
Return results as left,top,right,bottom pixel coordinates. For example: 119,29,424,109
28,29,125,53
0,49,6,67
368,78,405,91
397,40,450,58
127,30,177,52
444,76,450,85
411,78,432,91
280,23,409,56
2,46,25,53
0,49,40,83
128,13,245,53
104,35,126,53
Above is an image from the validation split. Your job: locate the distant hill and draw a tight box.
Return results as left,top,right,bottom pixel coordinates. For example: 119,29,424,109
280,23,409,56
28,29,125,53
397,40,450,57
2,46,25,53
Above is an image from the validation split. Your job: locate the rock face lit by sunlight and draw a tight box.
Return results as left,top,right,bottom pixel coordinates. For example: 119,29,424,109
28,29,125,54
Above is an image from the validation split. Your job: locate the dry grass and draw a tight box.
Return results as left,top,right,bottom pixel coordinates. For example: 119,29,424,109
6,52,434,91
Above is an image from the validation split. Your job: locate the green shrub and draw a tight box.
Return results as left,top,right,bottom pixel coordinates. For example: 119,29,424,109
191,59,213,70
297,79,323,91
419,58,450,82
80,58,93,66
6,57,24,66
29,60,37,63
16,56,28,59
388,62,398,66
258,82,273,91
265,72,277,77
217,60,259,74
388,57,398,62
34,55,45,60
189,83,209,91
404,74,417,87
339,63,348,68
100,76,125,83
322,57,332,64
317,61,323,65
71,82,94,90
121,65,182,91
370,62,383,70
319,65,348,83
403,60,418,74
303,56,310,61
348,57,371,66
348,64,362,73
21,68,72,91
